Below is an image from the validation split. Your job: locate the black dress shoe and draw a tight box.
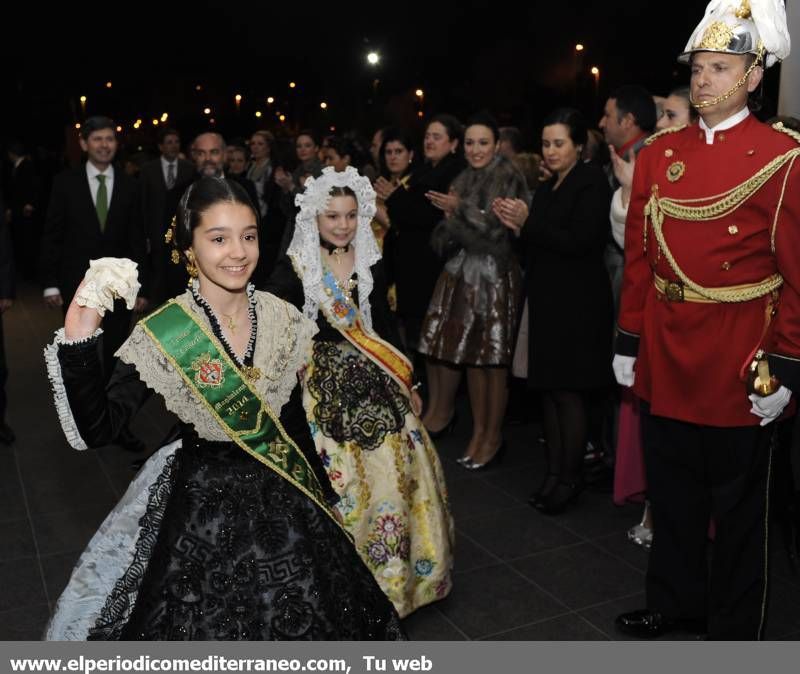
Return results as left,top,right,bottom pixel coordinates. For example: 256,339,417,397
425,413,458,440
528,472,559,508
615,609,706,639
0,422,16,445
534,479,584,515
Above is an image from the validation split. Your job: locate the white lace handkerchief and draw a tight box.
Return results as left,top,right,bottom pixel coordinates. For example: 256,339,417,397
75,258,140,316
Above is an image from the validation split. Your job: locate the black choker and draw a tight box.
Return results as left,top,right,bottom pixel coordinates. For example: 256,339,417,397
319,238,350,256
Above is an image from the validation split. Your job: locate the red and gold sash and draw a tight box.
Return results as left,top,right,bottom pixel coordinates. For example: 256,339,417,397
318,268,413,396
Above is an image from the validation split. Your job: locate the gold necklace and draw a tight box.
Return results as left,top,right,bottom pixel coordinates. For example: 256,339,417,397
219,305,246,334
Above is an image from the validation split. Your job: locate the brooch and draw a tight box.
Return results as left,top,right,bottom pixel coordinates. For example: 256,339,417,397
242,365,262,383
667,161,686,183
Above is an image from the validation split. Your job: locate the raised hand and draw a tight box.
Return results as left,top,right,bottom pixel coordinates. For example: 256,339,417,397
64,279,104,341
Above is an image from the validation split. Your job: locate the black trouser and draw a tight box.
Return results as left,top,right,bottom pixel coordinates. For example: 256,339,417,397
641,403,772,640
0,313,7,422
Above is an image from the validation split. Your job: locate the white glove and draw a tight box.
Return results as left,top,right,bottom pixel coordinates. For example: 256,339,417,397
749,386,792,426
613,354,636,387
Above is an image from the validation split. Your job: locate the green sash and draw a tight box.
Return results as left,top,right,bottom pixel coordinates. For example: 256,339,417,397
140,300,340,525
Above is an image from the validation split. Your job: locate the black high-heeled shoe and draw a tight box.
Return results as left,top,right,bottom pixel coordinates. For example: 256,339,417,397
535,479,584,515
464,441,507,471
528,472,559,508
426,413,458,440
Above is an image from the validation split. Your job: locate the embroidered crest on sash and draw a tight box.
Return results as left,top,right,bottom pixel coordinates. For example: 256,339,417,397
191,352,225,388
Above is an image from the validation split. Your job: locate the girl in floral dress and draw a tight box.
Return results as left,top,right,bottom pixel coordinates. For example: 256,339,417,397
266,167,454,617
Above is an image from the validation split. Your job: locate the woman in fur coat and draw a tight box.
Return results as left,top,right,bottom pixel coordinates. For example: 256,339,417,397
419,112,530,469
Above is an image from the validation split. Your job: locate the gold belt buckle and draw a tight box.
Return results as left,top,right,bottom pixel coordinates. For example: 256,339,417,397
664,280,684,302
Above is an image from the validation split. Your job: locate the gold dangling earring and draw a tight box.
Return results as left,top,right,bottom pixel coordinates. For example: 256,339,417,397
185,251,199,284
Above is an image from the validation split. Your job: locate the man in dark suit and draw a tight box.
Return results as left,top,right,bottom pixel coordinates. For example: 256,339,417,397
0,190,15,445
148,131,261,296
140,128,194,306
191,131,258,204
6,141,41,279
40,115,148,383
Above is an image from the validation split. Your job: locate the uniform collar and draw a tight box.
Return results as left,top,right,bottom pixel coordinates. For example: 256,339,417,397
698,107,750,145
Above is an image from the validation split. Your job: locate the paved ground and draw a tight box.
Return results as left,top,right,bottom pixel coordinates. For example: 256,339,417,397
2,281,799,640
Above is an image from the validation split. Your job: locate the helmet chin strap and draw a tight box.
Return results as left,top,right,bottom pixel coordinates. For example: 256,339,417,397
690,48,763,110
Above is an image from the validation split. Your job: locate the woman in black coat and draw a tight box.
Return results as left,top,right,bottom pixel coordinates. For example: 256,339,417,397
382,115,465,352
502,108,613,515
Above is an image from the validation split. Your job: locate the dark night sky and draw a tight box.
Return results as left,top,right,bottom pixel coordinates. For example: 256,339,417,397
2,0,784,153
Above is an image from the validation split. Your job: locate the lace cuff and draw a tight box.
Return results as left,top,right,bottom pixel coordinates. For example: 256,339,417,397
43,328,103,450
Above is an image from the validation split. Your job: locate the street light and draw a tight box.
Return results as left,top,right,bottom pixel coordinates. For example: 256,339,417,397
105,81,113,89
160,112,168,122
575,43,585,52
289,82,296,89
279,114,286,122
320,102,328,110
367,51,380,65
267,97,275,104
255,111,262,118
203,107,211,115
152,119,159,126
415,89,424,98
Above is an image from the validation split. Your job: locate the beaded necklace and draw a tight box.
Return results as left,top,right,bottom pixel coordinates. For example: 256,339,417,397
190,280,261,382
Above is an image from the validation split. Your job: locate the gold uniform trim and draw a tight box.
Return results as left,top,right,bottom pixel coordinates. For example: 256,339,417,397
653,273,782,304
643,145,800,303
644,124,687,146
773,121,800,145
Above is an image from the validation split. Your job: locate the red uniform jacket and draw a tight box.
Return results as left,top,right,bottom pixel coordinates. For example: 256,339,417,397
617,114,800,427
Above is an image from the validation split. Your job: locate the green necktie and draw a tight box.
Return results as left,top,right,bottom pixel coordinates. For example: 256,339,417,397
96,174,108,231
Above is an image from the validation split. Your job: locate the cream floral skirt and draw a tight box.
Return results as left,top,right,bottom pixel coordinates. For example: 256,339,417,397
302,340,454,617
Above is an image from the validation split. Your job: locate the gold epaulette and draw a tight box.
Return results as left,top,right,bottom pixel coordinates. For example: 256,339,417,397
644,124,687,146
772,121,800,145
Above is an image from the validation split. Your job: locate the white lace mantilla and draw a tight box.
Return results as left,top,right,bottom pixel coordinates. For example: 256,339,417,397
44,327,104,450
288,166,381,332
116,291,316,442
45,441,180,640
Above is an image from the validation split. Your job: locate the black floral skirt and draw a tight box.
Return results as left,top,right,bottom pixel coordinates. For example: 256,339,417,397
85,441,405,640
